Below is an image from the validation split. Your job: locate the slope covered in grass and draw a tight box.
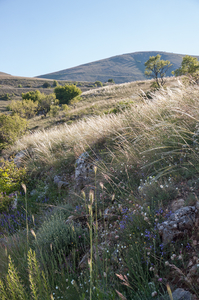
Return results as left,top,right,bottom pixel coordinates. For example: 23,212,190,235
1,79,199,299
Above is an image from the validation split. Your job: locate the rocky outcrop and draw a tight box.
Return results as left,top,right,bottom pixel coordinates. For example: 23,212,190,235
54,175,69,190
157,206,198,245
75,152,94,191
14,151,26,167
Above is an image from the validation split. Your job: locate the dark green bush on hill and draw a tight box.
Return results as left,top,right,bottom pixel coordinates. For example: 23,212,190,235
54,84,82,104
22,90,41,102
108,78,115,83
95,80,103,87
42,81,51,88
0,114,27,149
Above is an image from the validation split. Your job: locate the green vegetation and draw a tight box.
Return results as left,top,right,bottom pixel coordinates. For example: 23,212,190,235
22,90,41,102
95,81,103,87
8,99,38,119
172,55,199,78
0,93,11,100
1,78,199,299
144,54,172,87
54,84,82,104
53,80,58,87
108,78,115,83
0,114,27,149
42,81,51,88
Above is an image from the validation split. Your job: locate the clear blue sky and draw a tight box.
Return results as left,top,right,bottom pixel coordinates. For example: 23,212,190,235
1,0,199,77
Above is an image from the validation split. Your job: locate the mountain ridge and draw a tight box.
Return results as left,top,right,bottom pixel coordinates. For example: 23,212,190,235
36,51,199,84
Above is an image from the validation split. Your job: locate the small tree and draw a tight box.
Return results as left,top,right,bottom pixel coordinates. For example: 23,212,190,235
54,84,82,105
0,114,27,149
22,90,41,102
53,80,58,87
144,54,172,87
95,80,103,87
108,78,115,83
37,93,58,116
42,81,51,88
8,99,38,119
172,55,199,78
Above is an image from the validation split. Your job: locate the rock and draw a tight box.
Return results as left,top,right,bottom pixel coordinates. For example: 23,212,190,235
157,206,197,245
171,199,185,212
172,288,193,300
195,201,199,210
54,175,69,190
75,152,94,191
14,151,26,167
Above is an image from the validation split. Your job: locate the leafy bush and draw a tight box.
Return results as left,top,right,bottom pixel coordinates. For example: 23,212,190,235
0,159,26,213
0,114,27,149
53,80,58,87
8,99,38,119
54,84,82,105
0,159,26,194
21,90,41,102
108,78,115,83
0,93,11,100
95,81,103,87
42,81,51,88
37,93,58,116
36,213,88,265
62,104,69,111
0,193,13,213
48,105,60,117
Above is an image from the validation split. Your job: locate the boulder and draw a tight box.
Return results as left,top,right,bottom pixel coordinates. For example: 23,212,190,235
171,199,185,212
54,175,69,190
14,151,26,167
157,206,197,245
172,288,193,300
75,152,94,191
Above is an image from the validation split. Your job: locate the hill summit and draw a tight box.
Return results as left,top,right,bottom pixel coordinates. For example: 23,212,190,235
37,51,199,84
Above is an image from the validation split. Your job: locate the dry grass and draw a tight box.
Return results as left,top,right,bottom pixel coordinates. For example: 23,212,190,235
10,79,199,175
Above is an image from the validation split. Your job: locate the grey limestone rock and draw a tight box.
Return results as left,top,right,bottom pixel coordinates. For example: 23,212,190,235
157,206,197,245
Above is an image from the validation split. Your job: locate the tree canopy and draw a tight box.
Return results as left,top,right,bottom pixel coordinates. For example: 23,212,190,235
172,55,199,77
54,84,82,105
144,54,172,87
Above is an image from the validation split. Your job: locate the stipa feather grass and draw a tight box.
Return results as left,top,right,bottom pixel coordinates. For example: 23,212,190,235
12,81,199,173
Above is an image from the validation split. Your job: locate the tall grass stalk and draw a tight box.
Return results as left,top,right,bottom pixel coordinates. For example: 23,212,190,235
22,183,28,252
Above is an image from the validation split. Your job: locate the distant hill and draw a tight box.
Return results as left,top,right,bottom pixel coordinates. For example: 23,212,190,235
37,51,199,84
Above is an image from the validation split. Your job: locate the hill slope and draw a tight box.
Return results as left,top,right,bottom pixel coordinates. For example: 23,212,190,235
37,51,199,84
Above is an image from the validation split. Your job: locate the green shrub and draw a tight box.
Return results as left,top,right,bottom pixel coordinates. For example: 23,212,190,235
62,104,69,111
54,84,82,105
48,105,60,117
21,90,41,102
0,159,26,194
0,193,13,213
108,78,115,83
42,82,51,88
52,80,58,87
18,84,22,88
0,93,11,100
36,213,88,266
95,81,103,87
0,114,27,149
0,159,26,212
37,93,58,116
8,99,38,119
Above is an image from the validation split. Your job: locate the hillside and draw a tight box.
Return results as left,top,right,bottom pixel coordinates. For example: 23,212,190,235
37,51,199,84
1,78,199,299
